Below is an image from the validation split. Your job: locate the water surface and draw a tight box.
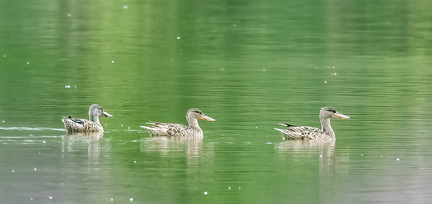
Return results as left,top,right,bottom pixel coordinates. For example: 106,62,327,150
1,0,432,203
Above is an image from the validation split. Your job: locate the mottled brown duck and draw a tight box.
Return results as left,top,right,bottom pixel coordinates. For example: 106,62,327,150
61,104,113,133
274,107,349,140
140,108,215,137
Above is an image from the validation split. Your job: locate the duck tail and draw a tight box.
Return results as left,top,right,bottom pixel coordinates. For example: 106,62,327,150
274,128,285,133
278,123,296,127
140,126,152,130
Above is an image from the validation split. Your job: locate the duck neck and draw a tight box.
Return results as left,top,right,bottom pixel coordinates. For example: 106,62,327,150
320,117,335,139
89,114,101,125
187,117,201,130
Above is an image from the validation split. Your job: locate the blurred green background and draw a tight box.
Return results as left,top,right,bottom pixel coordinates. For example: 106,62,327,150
1,0,432,203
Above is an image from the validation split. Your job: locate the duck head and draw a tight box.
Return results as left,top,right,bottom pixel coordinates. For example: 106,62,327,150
187,108,215,121
89,104,113,121
320,107,350,120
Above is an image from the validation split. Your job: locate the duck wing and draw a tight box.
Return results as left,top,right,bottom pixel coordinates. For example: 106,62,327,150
62,115,90,132
140,122,190,136
67,115,86,125
275,124,323,140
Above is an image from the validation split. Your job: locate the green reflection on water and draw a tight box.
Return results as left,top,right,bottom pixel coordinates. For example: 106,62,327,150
1,0,432,203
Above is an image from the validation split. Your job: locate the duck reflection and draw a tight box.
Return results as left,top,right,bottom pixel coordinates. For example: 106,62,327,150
61,132,106,167
63,132,104,142
141,135,203,158
275,139,349,203
143,135,217,176
276,139,335,151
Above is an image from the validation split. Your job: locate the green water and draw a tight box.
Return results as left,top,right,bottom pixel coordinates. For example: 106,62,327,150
1,0,432,203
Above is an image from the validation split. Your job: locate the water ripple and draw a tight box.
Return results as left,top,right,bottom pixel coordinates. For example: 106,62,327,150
0,127,65,131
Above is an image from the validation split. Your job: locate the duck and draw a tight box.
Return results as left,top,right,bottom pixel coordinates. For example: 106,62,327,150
274,107,349,140
61,104,113,133
140,108,215,137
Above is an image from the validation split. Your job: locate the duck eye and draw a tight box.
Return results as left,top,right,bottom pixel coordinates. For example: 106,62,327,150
193,111,202,114
326,109,336,113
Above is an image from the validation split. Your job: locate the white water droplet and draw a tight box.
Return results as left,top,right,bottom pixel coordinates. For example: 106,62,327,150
324,81,327,84
34,168,37,171
65,85,70,88
203,191,208,195
177,36,181,40
129,197,134,201
67,13,72,17
110,198,114,202
26,62,30,64
111,60,115,63
123,5,128,9
49,196,53,199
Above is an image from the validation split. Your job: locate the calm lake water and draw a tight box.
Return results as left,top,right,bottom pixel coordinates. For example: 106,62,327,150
1,0,432,203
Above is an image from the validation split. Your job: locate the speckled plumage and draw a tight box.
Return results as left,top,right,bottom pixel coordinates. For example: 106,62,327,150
61,104,113,133
274,107,349,141
140,108,215,137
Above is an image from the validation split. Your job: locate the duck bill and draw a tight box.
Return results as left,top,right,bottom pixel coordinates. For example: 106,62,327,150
333,112,350,119
102,111,113,117
200,115,215,121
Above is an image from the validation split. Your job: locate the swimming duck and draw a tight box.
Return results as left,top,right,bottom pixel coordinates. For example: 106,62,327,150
140,108,215,137
61,104,113,133
274,107,349,140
